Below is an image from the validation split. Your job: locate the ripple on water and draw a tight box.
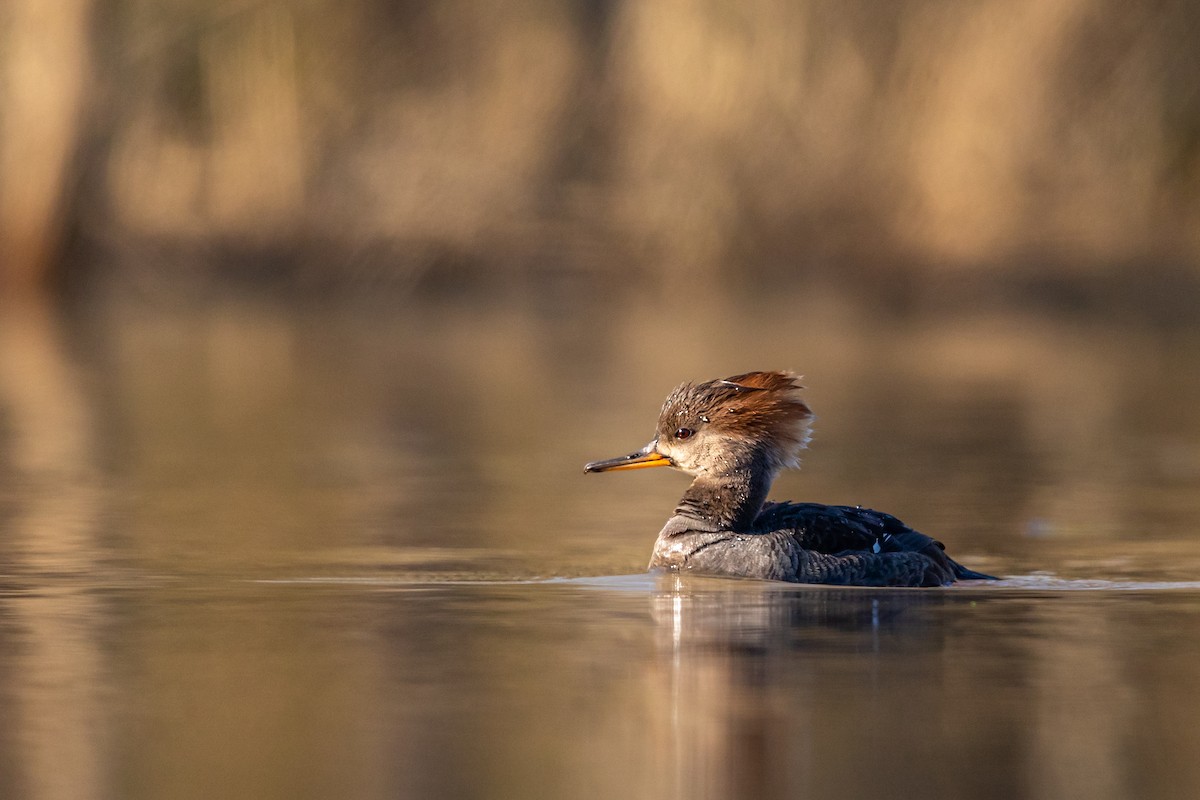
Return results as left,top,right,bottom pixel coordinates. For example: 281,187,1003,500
252,571,1200,593
984,573,1200,592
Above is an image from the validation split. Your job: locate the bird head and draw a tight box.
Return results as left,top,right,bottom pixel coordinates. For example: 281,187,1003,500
585,371,814,478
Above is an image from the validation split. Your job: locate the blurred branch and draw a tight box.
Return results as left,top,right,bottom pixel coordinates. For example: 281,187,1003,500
0,0,91,292
2,0,1199,297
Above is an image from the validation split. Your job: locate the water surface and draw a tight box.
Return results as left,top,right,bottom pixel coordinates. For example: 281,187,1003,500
2,291,1200,799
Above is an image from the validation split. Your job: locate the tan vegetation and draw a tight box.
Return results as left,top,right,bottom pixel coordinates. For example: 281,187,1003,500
1,0,1198,293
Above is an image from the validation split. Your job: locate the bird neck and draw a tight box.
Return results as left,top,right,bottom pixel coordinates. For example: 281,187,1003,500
674,458,776,532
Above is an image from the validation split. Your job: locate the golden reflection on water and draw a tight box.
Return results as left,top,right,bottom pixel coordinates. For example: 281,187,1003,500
1,290,1200,798
636,576,1200,800
2,574,1200,799
6,287,1195,578
0,299,105,800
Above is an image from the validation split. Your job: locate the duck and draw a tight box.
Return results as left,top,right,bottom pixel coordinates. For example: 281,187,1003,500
585,371,995,586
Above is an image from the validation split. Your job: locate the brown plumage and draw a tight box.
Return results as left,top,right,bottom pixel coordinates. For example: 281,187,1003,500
585,371,995,587
658,372,813,469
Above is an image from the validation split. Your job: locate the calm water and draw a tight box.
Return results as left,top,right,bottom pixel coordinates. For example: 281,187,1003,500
3,290,1200,799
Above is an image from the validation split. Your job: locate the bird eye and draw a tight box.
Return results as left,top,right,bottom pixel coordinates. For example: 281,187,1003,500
674,427,694,440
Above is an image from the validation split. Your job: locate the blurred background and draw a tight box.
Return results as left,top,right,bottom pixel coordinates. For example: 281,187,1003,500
4,3,1200,800
2,0,1199,303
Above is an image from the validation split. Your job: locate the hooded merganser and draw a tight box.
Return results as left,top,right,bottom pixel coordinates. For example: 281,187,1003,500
585,371,995,586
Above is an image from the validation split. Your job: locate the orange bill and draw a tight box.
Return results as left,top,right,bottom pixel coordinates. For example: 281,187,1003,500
584,444,672,473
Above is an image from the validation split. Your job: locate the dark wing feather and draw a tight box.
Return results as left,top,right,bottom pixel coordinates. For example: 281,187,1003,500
753,501,994,582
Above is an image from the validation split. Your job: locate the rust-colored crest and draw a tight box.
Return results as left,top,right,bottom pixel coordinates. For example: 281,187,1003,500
659,371,814,466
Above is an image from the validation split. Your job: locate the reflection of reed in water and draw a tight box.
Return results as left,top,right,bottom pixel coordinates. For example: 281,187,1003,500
0,297,106,799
